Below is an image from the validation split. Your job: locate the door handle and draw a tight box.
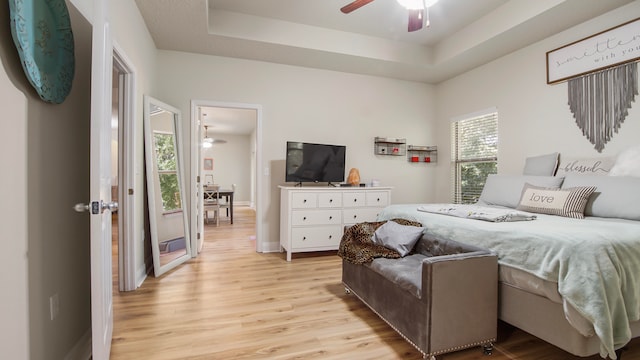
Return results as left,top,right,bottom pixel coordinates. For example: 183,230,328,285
74,200,118,214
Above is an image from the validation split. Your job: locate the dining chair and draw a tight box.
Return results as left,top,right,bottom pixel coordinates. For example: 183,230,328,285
203,184,220,226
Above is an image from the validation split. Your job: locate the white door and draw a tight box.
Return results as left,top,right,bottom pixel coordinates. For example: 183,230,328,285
89,0,114,358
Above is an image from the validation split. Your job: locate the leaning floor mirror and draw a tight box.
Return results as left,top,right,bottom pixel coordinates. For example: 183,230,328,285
144,95,191,276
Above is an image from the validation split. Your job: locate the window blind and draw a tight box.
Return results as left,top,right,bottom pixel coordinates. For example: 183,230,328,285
451,112,498,204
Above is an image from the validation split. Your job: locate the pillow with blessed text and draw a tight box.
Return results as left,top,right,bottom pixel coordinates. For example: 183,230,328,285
555,157,615,176
516,183,596,219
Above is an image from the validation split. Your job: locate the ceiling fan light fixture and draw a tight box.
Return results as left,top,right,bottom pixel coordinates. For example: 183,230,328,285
396,0,438,9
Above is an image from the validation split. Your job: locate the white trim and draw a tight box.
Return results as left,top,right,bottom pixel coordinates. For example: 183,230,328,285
190,100,264,254
64,330,91,360
112,42,138,292
450,107,498,123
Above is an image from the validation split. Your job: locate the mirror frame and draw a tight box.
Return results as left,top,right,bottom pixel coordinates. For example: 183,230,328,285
143,95,191,276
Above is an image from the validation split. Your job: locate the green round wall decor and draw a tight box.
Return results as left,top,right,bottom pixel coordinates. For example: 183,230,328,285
9,0,75,104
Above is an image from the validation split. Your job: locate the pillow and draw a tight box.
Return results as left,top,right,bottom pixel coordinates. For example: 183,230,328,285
371,221,424,257
523,152,559,176
477,175,565,209
562,175,640,220
555,156,615,176
516,183,596,219
609,145,640,177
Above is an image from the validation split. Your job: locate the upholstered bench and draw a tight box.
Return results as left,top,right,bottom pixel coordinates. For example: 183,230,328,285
342,235,498,359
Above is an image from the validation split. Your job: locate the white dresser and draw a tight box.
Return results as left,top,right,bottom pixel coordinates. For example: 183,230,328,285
279,186,392,261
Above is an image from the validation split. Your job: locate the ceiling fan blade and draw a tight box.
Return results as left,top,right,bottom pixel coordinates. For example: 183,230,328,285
340,0,375,14
408,9,424,32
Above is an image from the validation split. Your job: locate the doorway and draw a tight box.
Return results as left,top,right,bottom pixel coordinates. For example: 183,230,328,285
191,101,263,254
112,46,137,292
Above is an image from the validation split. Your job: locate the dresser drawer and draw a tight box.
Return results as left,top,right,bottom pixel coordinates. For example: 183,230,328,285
291,193,317,208
343,208,384,224
318,192,342,208
291,226,343,248
366,191,389,207
292,209,342,226
343,192,366,207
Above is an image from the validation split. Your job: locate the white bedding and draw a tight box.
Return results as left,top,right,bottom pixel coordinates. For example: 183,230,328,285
378,204,640,359
417,203,536,222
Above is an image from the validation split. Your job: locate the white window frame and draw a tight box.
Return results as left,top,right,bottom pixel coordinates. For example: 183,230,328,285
450,108,499,204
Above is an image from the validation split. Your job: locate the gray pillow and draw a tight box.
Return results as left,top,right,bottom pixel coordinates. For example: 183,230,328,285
523,152,559,176
371,221,424,257
477,175,565,209
561,175,640,220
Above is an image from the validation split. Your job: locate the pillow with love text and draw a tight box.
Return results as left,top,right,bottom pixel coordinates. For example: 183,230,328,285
516,183,596,219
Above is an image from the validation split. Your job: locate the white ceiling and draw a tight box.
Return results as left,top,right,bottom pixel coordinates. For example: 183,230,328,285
135,0,635,134
200,106,257,136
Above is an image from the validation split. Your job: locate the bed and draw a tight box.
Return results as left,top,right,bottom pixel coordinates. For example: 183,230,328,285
376,172,640,359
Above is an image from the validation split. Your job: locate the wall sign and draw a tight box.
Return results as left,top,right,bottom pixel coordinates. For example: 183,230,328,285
547,17,640,84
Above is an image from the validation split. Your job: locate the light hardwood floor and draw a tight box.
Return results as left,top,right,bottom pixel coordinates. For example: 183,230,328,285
111,207,640,359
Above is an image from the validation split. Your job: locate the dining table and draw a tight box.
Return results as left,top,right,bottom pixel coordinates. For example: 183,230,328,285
203,187,234,224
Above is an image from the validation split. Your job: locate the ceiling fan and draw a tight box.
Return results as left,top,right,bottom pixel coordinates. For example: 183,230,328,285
340,0,440,32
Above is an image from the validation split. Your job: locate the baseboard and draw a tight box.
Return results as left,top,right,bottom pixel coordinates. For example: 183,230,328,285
136,261,149,287
64,329,91,360
261,241,282,253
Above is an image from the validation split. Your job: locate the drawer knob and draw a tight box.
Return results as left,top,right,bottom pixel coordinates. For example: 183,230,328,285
303,216,307,221
329,199,333,203
329,216,333,220
353,215,357,219
353,199,357,202
303,236,306,241
329,235,332,239
377,198,380,202
303,199,307,203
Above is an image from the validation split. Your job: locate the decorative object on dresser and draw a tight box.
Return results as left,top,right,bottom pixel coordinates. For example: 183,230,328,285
279,186,391,261
347,168,360,186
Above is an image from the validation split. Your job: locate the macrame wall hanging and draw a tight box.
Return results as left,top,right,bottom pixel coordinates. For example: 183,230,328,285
567,62,638,152
546,18,640,153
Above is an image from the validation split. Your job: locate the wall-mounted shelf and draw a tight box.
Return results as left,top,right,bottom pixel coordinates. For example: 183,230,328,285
407,145,437,163
374,137,406,156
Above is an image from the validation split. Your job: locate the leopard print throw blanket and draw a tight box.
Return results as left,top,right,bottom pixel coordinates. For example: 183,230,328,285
337,219,423,264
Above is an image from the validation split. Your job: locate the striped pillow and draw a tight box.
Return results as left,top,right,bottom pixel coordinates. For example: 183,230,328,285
516,183,596,219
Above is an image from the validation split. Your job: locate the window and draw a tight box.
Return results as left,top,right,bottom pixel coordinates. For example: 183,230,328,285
153,131,181,212
451,110,498,204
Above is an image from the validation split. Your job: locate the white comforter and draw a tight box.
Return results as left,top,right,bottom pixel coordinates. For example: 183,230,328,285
378,204,640,359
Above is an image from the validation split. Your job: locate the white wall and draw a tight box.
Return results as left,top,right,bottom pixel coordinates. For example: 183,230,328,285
0,45,29,360
201,133,252,204
155,51,437,250
434,2,640,202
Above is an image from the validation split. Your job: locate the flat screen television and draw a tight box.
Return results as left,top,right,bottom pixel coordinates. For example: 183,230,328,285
285,141,346,184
